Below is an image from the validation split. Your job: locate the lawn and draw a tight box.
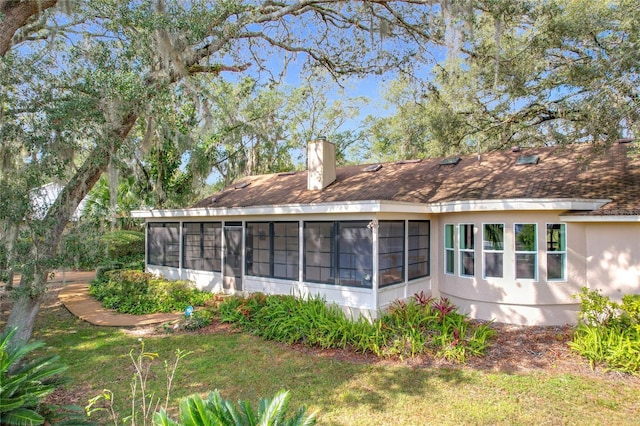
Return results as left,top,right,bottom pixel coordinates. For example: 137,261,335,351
34,298,640,425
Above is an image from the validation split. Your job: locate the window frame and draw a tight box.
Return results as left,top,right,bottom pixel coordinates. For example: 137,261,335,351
182,222,222,272
514,223,538,281
245,221,299,281
482,223,504,279
408,220,430,281
444,224,455,276
147,222,180,268
459,223,475,277
303,221,373,288
546,223,567,282
378,220,405,287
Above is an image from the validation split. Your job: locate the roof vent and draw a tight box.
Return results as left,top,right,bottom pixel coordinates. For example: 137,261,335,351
277,171,296,177
511,146,521,152
363,164,382,172
515,155,539,165
234,182,250,189
440,157,460,166
395,159,422,165
617,138,634,144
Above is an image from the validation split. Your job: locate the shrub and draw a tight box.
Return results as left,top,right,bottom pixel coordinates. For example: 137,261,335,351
89,270,212,315
100,230,145,264
216,292,495,363
570,288,640,374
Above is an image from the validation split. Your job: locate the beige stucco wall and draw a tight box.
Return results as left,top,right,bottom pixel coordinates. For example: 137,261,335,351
585,222,640,300
433,211,588,325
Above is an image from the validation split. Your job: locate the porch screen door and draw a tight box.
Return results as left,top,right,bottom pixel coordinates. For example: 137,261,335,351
223,223,243,291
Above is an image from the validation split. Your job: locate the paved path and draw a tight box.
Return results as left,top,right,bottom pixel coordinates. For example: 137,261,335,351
56,271,182,327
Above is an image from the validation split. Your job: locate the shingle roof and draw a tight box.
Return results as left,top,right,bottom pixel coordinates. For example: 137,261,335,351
192,142,640,216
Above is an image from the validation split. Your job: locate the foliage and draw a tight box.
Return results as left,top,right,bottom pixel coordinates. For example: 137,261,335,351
87,340,190,426
0,327,69,426
217,291,495,363
100,230,145,264
89,270,212,315
570,288,640,374
153,389,316,426
177,309,214,332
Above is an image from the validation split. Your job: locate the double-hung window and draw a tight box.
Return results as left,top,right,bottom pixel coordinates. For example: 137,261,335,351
515,223,537,279
483,224,504,278
547,224,566,281
459,224,475,277
444,224,455,275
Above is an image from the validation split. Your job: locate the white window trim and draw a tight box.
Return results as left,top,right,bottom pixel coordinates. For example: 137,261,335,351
546,223,567,282
482,223,505,280
459,223,475,278
514,223,538,281
444,223,455,276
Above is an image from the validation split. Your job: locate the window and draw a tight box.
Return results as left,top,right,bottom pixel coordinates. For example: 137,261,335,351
408,221,430,280
547,224,566,281
338,222,373,287
273,222,299,280
147,222,180,267
444,224,455,275
246,222,299,281
246,222,271,277
515,224,537,279
304,222,334,284
304,221,372,288
183,222,222,271
379,221,405,287
483,224,504,278
459,224,475,277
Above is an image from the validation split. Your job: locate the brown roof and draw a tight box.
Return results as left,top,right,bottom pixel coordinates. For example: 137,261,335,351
193,142,640,215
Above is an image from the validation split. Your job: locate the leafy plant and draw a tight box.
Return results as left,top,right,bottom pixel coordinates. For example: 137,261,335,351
570,288,640,374
0,328,69,426
153,389,317,426
89,270,212,314
216,292,495,363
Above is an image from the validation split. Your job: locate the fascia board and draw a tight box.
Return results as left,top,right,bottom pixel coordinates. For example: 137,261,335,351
561,215,640,223
131,198,610,219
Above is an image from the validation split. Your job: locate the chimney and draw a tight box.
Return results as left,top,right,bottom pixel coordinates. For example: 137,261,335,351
307,137,336,190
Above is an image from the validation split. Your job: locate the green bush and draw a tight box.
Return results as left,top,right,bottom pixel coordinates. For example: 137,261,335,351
89,270,212,315
570,288,640,374
100,230,145,264
217,291,495,363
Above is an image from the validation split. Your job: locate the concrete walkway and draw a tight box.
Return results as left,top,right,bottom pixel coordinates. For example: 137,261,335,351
56,271,182,327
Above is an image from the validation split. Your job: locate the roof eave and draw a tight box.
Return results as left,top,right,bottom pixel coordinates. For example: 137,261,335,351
131,198,610,219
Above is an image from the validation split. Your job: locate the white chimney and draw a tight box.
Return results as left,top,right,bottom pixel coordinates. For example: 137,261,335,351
307,137,336,190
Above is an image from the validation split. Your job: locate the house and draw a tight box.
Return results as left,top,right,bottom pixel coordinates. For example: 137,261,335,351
131,138,640,326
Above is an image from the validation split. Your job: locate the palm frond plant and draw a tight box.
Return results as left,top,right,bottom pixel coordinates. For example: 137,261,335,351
0,327,69,426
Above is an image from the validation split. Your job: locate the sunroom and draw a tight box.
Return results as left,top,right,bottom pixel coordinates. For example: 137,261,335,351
141,210,432,317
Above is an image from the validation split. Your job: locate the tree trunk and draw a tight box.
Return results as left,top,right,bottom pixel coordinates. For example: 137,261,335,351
2,111,139,347
4,274,47,350
3,222,19,291
0,0,58,57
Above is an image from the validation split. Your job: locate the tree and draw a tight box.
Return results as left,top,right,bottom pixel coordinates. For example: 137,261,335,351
0,0,446,347
366,0,640,159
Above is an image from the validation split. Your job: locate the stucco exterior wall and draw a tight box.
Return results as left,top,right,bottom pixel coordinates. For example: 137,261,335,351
585,222,640,300
434,211,587,325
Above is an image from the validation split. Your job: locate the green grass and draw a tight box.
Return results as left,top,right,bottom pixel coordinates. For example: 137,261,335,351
33,303,640,425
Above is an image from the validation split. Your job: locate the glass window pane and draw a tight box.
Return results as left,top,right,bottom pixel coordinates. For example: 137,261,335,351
547,253,565,280
461,251,474,276
516,253,537,279
515,224,536,251
547,224,566,252
483,224,504,250
484,252,503,278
